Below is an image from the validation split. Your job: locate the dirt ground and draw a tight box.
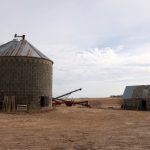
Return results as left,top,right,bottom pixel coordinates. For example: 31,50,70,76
0,105,150,150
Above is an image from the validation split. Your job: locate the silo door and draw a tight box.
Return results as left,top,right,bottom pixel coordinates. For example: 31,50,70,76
40,96,49,107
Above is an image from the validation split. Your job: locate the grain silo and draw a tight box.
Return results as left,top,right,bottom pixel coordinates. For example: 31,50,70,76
0,35,53,112
122,85,150,111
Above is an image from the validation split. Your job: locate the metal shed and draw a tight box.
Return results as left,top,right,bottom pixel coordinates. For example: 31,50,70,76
0,35,53,112
122,85,150,110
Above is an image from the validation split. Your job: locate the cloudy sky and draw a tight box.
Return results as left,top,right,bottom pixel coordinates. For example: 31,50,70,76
0,0,150,97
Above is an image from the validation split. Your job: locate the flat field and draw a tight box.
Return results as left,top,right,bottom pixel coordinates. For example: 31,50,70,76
0,101,150,150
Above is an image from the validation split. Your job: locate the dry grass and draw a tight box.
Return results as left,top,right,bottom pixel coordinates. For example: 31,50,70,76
75,97,123,109
0,102,150,150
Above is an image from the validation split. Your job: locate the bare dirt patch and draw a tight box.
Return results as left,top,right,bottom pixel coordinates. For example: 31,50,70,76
0,106,150,150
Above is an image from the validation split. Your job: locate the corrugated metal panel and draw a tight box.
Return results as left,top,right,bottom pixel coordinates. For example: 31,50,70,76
0,39,52,62
123,85,150,99
123,86,135,99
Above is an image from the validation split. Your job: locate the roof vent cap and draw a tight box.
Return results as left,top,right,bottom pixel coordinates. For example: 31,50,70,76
14,34,25,40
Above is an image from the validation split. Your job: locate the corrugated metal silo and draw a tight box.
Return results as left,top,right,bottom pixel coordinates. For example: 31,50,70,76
0,35,53,112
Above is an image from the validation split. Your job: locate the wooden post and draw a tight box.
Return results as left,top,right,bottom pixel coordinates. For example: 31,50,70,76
2,96,16,112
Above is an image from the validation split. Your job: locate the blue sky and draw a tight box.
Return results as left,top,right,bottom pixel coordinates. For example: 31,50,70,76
0,0,150,97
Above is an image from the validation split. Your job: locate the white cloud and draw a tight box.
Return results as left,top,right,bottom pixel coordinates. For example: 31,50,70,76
47,43,150,97
1,0,150,97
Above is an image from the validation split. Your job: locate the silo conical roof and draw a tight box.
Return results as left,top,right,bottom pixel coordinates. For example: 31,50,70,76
0,38,53,62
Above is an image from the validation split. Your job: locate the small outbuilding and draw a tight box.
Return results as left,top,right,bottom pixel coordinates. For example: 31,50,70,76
0,35,53,112
122,85,150,110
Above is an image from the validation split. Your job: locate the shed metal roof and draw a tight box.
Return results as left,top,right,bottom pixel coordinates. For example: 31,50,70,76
0,39,53,62
123,86,135,99
123,85,150,99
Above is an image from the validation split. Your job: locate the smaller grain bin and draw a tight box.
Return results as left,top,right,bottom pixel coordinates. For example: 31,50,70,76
0,35,53,112
122,85,150,110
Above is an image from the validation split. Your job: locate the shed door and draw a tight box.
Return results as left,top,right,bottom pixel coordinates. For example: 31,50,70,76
0,92,4,101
